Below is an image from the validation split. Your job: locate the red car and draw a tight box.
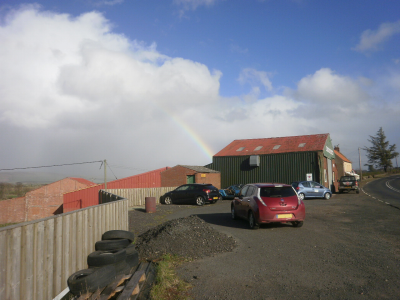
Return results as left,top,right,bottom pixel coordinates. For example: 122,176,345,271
231,183,306,229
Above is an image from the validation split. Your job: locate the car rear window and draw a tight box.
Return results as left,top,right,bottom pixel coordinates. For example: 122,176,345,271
340,176,355,181
260,186,296,197
204,185,217,190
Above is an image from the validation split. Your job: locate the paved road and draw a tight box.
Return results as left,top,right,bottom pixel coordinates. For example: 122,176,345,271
363,175,400,209
166,187,400,300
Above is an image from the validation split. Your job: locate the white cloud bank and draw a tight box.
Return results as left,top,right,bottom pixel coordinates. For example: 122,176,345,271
0,6,399,179
353,20,400,52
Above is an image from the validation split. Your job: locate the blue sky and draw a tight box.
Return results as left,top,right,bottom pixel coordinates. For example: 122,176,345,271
0,0,399,181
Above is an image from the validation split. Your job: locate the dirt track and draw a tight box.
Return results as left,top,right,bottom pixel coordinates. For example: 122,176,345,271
129,188,400,299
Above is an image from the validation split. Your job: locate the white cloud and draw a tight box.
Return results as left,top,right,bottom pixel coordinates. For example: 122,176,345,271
353,20,400,52
238,68,273,92
0,6,399,179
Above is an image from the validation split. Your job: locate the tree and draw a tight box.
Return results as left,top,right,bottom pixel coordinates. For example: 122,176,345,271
363,127,399,172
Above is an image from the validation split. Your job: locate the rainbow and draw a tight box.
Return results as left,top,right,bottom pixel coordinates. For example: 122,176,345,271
160,105,214,161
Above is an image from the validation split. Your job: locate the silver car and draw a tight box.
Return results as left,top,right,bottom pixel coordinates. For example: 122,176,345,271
291,181,332,200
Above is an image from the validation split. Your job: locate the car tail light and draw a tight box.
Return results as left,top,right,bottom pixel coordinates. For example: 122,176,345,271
355,181,358,187
203,189,211,194
295,187,300,190
257,197,267,207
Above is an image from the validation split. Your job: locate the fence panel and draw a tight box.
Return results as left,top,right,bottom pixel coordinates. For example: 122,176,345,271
0,198,128,300
103,187,177,206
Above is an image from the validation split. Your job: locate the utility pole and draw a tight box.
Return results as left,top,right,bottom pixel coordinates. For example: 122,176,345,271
358,148,362,181
104,159,107,191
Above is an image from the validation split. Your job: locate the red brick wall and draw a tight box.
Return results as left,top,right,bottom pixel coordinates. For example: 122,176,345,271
161,166,221,189
0,197,26,224
25,178,91,221
194,173,221,189
0,178,93,224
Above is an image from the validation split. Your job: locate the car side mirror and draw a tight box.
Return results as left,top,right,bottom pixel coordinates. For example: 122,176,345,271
238,194,243,199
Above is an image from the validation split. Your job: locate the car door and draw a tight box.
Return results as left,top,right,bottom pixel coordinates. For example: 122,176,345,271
242,186,256,219
183,185,198,204
172,185,190,203
311,182,325,197
234,185,249,218
301,181,313,197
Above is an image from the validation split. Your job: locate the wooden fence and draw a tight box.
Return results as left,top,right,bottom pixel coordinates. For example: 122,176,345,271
0,198,128,300
103,187,177,206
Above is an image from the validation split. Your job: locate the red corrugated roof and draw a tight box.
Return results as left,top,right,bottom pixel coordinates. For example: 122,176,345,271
214,134,330,157
69,177,96,186
334,150,351,163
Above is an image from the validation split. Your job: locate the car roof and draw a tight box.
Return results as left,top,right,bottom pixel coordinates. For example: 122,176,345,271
246,183,292,188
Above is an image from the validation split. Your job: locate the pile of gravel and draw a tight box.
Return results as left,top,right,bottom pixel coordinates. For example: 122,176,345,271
135,215,237,261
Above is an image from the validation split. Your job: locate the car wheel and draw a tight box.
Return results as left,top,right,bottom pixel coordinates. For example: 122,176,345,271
248,211,259,229
339,190,343,194
231,206,237,220
292,221,304,228
324,193,331,200
164,196,172,205
356,190,360,194
298,193,305,201
196,196,205,206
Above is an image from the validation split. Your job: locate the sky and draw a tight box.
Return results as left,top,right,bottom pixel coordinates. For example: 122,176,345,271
0,0,399,182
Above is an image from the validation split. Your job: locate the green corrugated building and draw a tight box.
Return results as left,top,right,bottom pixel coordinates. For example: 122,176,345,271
206,133,337,190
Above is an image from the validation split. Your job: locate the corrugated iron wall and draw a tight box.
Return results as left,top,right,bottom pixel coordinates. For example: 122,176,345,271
206,152,320,188
63,167,168,212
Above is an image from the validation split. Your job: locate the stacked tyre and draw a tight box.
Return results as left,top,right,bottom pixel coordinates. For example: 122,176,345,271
67,230,140,296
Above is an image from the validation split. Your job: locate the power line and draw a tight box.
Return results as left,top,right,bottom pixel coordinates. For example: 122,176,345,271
0,160,103,171
106,162,118,180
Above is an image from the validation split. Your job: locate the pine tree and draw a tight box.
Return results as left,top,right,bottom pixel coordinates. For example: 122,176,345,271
363,127,398,172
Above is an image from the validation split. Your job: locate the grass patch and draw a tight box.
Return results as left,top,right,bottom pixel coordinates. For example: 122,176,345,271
150,254,192,300
0,223,18,228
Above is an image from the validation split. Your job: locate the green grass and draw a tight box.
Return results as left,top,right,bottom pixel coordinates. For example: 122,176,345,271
0,223,18,228
150,254,192,300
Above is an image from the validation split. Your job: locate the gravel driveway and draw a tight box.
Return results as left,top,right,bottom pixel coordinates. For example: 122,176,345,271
129,190,400,300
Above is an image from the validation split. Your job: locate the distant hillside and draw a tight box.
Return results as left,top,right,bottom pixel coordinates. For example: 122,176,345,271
0,171,76,184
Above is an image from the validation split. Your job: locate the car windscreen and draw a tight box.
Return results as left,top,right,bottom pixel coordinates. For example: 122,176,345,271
260,186,296,197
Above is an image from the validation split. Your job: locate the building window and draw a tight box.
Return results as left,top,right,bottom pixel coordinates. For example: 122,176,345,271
254,146,263,151
273,145,281,150
236,147,245,152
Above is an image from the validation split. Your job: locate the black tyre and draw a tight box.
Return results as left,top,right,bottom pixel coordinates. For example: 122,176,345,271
248,211,259,229
125,244,139,271
324,193,331,200
164,196,172,205
102,230,135,243
196,196,205,206
95,239,130,251
231,206,237,220
298,193,305,201
87,249,126,267
356,190,360,194
339,190,343,194
67,265,116,296
292,221,304,228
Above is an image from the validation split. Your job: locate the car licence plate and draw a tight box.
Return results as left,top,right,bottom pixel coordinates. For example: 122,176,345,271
213,197,219,199
277,214,293,219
